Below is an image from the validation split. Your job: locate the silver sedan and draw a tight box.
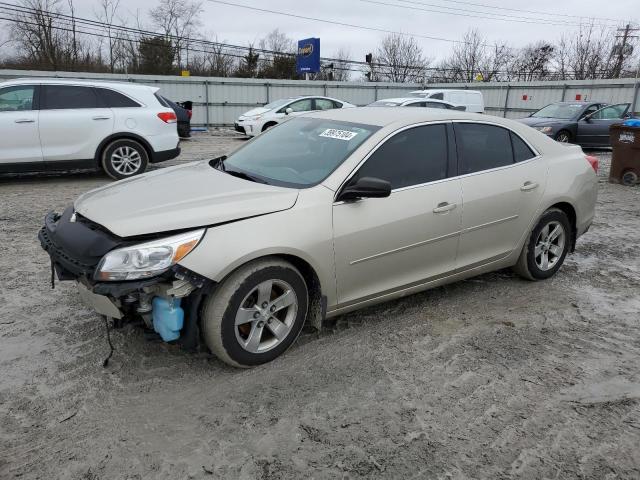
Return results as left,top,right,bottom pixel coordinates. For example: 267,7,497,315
40,108,598,367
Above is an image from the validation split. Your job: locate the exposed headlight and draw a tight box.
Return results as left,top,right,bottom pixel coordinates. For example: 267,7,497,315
534,126,554,134
95,229,205,281
248,114,263,120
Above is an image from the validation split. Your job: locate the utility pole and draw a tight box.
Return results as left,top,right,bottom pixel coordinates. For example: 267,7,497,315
613,24,639,78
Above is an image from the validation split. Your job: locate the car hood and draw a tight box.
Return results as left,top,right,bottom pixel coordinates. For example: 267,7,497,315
239,107,271,118
517,117,569,127
74,161,299,238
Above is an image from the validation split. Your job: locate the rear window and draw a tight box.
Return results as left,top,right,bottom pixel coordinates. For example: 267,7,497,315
155,93,170,107
454,123,514,174
96,88,140,108
429,92,444,100
41,85,98,110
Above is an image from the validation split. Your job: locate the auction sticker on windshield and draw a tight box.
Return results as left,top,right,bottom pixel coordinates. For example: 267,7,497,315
319,128,358,141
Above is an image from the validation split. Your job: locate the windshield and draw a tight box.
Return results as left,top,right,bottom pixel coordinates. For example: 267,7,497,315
369,100,403,107
221,117,380,188
532,103,584,119
263,98,293,110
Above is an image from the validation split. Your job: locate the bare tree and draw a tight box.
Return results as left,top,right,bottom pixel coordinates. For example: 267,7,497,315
553,23,616,80
95,0,121,73
149,0,203,70
258,29,297,79
369,33,429,83
508,42,554,81
313,47,352,81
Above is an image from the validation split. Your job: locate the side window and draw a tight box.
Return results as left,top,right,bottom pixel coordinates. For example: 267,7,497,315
510,132,536,162
286,99,313,112
424,102,446,109
96,88,140,108
454,123,513,174
404,101,425,107
429,92,444,100
333,100,343,108
592,104,628,120
315,98,335,111
0,85,35,112
581,105,600,118
41,85,97,109
352,124,448,189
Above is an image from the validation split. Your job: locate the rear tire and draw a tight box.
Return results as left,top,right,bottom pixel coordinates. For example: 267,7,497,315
201,258,308,368
101,139,148,180
621,169,638,186
514,208,571,281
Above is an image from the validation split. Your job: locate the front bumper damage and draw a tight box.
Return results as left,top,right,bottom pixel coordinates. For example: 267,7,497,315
38,206,211,349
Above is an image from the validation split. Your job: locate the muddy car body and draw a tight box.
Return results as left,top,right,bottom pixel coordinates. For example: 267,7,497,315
39,108,598,367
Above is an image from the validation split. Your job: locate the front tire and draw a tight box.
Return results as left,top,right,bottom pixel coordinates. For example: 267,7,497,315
554,130,572,143
101,139,148,180
514,208,571,281
202,258,308,367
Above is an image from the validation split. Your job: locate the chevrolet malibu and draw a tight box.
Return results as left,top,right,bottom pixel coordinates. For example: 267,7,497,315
39,108,598,367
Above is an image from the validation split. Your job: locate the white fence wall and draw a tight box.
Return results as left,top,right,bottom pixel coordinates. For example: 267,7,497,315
1,69,638,126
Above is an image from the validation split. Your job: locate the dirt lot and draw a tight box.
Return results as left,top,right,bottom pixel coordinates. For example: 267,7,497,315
1,132,639,480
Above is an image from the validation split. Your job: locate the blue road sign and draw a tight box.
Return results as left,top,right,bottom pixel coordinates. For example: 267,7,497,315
296,38,320,74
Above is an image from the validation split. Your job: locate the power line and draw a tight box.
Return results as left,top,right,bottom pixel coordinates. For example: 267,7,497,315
204,0,475,45
363,0,612,28
0,2,628,80
396,0,624,24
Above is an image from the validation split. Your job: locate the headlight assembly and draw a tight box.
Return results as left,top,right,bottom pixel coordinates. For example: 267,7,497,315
534,126,554,134
95,229,205,281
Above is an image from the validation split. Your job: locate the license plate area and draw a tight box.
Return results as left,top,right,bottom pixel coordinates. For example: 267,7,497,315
77,282,123,319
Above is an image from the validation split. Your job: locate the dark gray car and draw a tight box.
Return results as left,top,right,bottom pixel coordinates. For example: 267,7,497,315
518,101,632,146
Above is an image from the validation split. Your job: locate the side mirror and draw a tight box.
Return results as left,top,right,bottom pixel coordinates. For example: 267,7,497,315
337,177,391,202
285,107,293,115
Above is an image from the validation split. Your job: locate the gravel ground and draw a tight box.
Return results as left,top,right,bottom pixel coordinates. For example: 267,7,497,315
1,132,639,480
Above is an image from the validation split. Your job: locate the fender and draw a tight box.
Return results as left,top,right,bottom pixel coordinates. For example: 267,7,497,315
94,132,155,166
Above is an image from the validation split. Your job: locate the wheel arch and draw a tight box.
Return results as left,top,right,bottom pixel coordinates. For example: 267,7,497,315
211,251,327,330
261,121,279,132
94,132,154,169
547,201,577,251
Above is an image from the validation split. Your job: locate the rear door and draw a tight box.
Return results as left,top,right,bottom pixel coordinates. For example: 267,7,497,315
576,103,630,146
0,84,42,169
333,123,462,306
38,85,114,167
454,122,547,270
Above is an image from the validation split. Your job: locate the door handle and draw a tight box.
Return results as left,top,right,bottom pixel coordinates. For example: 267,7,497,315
14,118,35,123
520,181,539,192
433,202,457,214
92,116,111,120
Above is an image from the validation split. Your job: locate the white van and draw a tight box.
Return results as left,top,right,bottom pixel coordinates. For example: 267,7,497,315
410,89,484,113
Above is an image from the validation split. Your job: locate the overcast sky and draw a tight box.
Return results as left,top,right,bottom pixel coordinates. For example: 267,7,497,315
73,0,637,62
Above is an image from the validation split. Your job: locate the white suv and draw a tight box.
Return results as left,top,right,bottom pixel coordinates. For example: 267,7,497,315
0,78,180,179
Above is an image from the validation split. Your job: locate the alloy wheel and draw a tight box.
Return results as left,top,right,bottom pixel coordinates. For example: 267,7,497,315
111,146,142,175
234,279,298,353
534,220,566,271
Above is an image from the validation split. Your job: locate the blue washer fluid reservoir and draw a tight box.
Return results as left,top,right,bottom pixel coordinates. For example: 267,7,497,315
152,297,184,342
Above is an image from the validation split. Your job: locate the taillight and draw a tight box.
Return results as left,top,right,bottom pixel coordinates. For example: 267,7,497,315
157,112,177,124
187,110,192,120
585,155,598,173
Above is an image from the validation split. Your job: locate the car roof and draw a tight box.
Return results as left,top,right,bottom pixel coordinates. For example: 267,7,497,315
1,77,158,92
304,106,489,127
372,97,453,104
548,101,604,105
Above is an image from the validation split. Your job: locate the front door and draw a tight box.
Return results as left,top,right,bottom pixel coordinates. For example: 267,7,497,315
38,84,114,166
454,122,547,269
0,84,42,169
576,103,630,146
333,123,462,306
